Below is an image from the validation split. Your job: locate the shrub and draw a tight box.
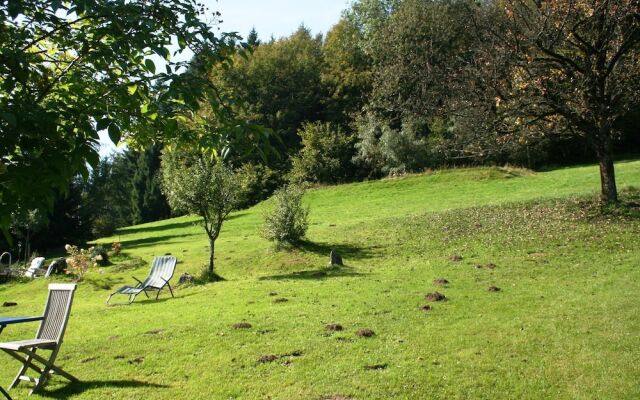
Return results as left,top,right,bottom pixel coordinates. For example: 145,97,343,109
262,185,309,246
289,122,356,184
90,245,109,266
353,113,430,176
235,163,281,209
110,241,122,256
65,244,96,281
91,215,117,238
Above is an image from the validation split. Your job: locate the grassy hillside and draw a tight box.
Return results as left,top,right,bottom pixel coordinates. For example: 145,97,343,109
1,160,639,399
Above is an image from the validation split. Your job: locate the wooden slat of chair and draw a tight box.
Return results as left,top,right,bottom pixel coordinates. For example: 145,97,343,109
0,283,78,395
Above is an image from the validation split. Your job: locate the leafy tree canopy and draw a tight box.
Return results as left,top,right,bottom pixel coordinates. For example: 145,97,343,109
0,0,263,236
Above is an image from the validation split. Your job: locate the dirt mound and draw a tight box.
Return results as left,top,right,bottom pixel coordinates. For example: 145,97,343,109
356,328,375,337
273,298,289,303
449,255,463,262
325,323,343,332
419,305,432,312
433,278,449,285
487,286,501,292
425,292,446,302
233,322,252,329
364,363,388,370
257,354,278,363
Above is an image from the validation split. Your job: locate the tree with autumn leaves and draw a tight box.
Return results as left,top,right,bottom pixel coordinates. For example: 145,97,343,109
481,0,640,203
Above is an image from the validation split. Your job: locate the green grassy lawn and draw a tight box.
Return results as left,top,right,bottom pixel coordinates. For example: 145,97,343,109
1,160,639,399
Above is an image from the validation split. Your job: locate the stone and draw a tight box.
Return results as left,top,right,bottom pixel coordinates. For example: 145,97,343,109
329,250,343,266
178,272,195,285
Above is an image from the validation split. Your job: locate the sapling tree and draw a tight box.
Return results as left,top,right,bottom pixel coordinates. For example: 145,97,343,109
161,149,240,277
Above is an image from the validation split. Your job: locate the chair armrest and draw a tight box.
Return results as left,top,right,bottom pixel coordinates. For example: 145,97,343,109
132,276,144,287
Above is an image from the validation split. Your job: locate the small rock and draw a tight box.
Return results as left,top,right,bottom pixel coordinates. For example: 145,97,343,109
178,272,195,285
329,250,343,266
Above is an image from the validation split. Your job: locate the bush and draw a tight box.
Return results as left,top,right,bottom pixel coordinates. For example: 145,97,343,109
91,215,117,238
90,245,109,266
289,122,356,184
353,113,430,176
65,244,96,281
235,163,282,209
262,185,309,246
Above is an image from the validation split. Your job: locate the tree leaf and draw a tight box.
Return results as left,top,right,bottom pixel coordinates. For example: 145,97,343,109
108,124,121,144
128,84,138,95
145,59,156,74
96,117,110,131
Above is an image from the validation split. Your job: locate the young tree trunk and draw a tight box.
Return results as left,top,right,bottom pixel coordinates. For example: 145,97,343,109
594,134,618,204
208,237,215,276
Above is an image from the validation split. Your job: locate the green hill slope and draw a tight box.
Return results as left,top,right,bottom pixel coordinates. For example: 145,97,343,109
1,161,639,399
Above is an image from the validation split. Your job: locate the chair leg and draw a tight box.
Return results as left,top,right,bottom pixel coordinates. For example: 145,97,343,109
167,282,174,298
0,385,11,400
16,348,78,393
9,350,34,389
30,348,57,394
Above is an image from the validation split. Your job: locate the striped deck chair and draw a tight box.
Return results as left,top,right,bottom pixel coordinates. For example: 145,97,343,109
106,256,177,305
0,284,78,395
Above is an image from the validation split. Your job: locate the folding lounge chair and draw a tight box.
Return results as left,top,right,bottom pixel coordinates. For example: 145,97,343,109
0,284,78,395
106,256,177,304
24,257,46,278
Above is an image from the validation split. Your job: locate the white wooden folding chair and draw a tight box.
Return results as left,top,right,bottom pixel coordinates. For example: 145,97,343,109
0,284,78,395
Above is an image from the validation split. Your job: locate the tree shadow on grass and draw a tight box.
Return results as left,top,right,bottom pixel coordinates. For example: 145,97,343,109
39,379,169,398
118,233,200,249
259,265,366,281
117,220,197,235
116,212,248,236
296,240,381,261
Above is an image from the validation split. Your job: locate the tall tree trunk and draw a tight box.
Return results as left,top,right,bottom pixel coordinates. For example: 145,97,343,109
208,237,215,276
594,134,618,204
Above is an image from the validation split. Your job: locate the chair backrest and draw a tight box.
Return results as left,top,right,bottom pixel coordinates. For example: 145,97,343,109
36,284,77,343
25,257,46,278
142,256,177,289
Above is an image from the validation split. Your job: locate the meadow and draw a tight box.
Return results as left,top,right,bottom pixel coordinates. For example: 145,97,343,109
1,160,639,399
